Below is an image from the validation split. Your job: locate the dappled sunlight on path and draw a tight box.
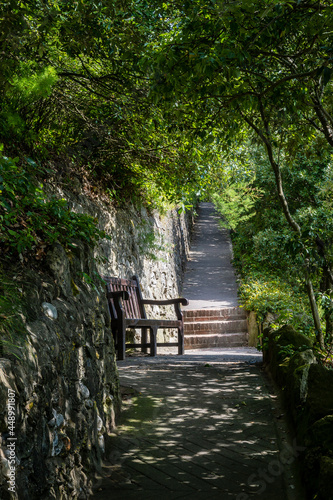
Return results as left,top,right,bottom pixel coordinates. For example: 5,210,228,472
92,354,304,500
181,203,248,348
182,202,239,310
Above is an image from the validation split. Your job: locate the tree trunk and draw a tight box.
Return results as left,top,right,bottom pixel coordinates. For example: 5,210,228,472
241,109,325,347
325,309,333,345
306,275,325,349
312,92,333,148
320,265,333,344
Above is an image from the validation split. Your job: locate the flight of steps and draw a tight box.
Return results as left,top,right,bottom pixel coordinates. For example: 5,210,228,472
184,307,248,349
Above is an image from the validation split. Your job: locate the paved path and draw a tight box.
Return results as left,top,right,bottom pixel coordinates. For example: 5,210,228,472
182,203,239,310
92,351,305,500
92,204,304,499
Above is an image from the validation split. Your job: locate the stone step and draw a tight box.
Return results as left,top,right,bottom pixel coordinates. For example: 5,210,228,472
184,307,247,323
184,319,248,335
184,333,248,349
183,307,249,349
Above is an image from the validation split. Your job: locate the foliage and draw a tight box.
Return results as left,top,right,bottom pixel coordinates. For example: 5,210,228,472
144,0,333,346
0,0,223,208
0,153,107,258
147,0,333,148
137,226,167,261
278,343,313,360
0,269,26,358
315,344,333,368
2,0,333,207
2,0,333,352
238,271,313,335
212,182,262,231
213,140,333,341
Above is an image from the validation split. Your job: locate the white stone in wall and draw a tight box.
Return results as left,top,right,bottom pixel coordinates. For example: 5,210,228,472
42,302,58,320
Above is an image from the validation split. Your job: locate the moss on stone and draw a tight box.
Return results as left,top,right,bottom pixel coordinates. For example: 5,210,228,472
319,456,333,500
71,279,80,296
285,350,317,423
288,349,317,372
266,325,313,387
264,324,333,500
307,364,333,424
309,415,333,452
276,325,313,351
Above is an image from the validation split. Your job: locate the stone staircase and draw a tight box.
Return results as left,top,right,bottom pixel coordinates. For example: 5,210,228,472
184,307,248,349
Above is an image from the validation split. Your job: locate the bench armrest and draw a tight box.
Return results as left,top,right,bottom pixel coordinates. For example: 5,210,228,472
142,298,189,306
142,298,189,320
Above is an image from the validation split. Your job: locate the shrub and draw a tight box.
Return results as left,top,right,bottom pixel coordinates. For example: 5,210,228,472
0,153,107,259
239,271,313,336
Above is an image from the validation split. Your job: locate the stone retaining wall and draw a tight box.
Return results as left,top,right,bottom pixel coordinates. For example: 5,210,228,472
0,242,119,499
64,188,193,346
264,325,333,500
0,185,193,499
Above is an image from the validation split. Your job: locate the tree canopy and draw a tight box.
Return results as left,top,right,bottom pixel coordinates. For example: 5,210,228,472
3,1,332,205
144,0,333,347
1,0,333,346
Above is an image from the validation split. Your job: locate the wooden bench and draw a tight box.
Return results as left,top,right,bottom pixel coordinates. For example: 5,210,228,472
103,275,189,360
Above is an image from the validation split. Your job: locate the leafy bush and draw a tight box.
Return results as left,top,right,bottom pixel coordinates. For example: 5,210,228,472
212,182,262,230
0,269,26,358
238,271,313,335
0,152,110,356
0,153,107,258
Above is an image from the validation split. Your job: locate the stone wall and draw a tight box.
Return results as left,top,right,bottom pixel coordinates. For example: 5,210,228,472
68,192,192,299
64,188,193,346
263,325,333,500
0,186,193,499
0,242,119,499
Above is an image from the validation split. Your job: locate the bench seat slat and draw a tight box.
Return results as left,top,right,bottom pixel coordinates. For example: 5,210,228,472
142,298,189,306
130,286,140,318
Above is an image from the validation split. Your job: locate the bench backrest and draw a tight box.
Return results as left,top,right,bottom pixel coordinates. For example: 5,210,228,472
103,275,147,320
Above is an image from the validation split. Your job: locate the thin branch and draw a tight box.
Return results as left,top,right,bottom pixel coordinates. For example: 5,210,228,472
252,34,319,61
265,69,318,94
239,109,301,235
312,94,333,147
303,115,325,133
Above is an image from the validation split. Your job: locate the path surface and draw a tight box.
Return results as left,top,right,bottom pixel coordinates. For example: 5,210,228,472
92,352,304,499
92,203,304,499
182,202,248,348
182,203,239,310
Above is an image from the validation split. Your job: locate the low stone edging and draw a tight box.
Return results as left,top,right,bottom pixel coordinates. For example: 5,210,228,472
263,325,333,500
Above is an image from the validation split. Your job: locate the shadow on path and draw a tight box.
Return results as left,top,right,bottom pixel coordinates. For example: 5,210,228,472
92,204,304,499
92,354,305,500
182,202,239,310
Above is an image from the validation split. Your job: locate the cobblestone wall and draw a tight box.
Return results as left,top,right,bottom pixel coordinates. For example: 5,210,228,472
0,242,119,499
0,186,193,499
65,189,193,345
67,194,192,301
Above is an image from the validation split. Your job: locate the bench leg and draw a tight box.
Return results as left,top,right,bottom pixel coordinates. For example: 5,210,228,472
141,327,148,354
178,326,184,355
118,324,126,361
149,326,158,357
